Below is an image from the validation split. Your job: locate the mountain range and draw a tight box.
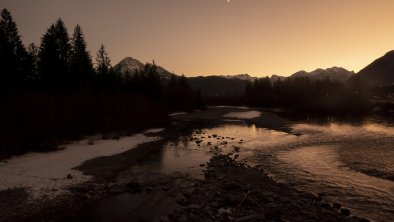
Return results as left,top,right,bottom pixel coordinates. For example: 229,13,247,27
114,50,394,96
289,67,354,82
220,74,257,82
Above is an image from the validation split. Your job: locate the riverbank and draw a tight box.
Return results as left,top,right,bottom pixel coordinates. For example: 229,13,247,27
0,152,368,222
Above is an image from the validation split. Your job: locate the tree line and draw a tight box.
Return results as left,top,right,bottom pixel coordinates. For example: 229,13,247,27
245,76,370,115
0,9,203,159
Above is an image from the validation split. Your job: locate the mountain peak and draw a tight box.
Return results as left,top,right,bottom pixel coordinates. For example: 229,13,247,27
114,57,144,74
120,57,140,62
114,56,176,79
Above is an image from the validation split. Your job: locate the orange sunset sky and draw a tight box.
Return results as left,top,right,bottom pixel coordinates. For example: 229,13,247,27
2,0,394,77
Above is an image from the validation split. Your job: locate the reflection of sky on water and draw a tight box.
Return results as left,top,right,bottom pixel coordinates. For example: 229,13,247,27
131,119,394,221
266,121,394,222
154,121,394,178
157,124,297,175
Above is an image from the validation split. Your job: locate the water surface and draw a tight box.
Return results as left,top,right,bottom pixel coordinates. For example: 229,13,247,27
146,115,394,221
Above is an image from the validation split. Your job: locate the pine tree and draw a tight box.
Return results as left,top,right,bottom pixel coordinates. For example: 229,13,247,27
26,43,39,80
54,19,71,81
0,8,29,86
38,23,57,81
38,18,71,84
70,25,93,83
95,44,111,77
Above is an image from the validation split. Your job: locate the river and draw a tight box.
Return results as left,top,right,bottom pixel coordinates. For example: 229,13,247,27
159,108,394,221
2,106,394,221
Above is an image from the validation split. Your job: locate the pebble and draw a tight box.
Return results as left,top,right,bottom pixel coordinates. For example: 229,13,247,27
340,208,351,216
332,202,341,209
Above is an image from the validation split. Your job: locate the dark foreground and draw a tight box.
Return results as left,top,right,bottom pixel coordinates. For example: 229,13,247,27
0,107,371,222
169,154,368,222
0,154,368,222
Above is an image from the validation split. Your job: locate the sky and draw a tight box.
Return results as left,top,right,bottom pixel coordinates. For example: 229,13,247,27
2,0,394,77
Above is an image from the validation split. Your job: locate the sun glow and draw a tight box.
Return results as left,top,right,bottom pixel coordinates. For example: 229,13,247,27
3,0,394,77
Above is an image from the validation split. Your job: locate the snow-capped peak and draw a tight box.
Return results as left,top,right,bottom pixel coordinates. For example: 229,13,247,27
113,57,144,74
114,57,176,79
221,74,257,82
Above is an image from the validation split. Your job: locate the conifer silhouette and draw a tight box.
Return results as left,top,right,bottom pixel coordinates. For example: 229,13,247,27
0,8,28,87
70,25,94,85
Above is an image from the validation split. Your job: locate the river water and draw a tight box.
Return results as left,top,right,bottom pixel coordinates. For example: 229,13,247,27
154,111,394,221
258,121,394,222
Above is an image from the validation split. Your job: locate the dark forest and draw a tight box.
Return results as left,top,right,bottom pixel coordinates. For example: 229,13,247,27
0,9,203,158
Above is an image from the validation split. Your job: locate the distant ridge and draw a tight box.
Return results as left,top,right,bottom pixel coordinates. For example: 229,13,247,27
352,50,394,87
265,67,354,84
113,55,364,97
289,67,354,83
220,74,256,82
113,57,258,97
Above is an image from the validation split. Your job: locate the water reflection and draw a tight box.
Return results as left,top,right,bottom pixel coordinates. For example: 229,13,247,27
130,120,394,221
132,124,298,177
276,145,394,221
159,139,210,176
257,120,394,222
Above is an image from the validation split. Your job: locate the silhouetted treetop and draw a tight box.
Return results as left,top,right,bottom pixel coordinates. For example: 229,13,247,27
95,44,111,77
0,8,29,85
26,43,39,80
38,18,71,84
70,24,94,83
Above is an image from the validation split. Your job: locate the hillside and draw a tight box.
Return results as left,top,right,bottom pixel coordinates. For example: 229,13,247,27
352,50,394,87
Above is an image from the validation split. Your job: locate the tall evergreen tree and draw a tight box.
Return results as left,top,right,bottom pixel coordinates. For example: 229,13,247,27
70,25,93,83
38,18,71,84
95,44,111,77
54,18,71,80
0,8,28,87
26,43,39,80
38,23,57,81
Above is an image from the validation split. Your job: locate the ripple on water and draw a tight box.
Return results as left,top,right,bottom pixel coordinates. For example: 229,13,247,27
275,145,394,222
129,121,394,221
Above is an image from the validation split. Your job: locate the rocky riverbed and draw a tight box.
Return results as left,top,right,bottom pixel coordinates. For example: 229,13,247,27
168,154,368,222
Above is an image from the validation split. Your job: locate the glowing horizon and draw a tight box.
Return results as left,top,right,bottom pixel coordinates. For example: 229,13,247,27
2,0,394,77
